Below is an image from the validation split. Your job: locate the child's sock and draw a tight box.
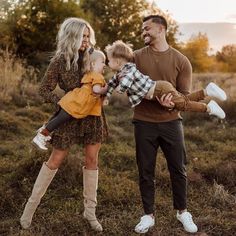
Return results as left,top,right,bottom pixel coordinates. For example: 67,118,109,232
206,106,211,113
40,128,50,136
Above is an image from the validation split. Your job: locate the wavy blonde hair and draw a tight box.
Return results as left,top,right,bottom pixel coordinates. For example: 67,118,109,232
53,17,96,71
83,49,105,74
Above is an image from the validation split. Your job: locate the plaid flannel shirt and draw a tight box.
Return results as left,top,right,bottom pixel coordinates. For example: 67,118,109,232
106,63,155,107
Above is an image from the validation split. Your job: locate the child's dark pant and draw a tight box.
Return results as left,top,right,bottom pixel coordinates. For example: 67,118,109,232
46,108,73,132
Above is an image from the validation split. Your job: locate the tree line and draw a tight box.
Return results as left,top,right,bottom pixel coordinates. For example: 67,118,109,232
0,0,235,72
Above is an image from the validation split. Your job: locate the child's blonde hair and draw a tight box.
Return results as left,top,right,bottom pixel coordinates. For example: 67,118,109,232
53,17,96,71
83,49,105,74
105,40,134,62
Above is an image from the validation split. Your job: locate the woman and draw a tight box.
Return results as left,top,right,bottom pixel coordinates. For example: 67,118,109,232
20,17,108,232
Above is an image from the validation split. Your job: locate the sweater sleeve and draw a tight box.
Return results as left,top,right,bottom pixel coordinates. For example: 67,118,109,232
176,56,192,95
38,59,60,105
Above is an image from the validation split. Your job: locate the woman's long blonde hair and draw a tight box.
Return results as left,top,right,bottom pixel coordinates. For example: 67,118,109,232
53,17,96,71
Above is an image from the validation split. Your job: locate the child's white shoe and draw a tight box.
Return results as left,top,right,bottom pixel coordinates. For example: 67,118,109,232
207,100,226,119
32,125,51,150
205,82,227,101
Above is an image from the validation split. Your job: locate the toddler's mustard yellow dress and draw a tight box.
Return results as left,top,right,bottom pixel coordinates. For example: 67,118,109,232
58,72,106,119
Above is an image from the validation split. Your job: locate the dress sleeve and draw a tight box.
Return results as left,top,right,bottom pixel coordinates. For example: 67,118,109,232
92,74,106,86
38,59,60,105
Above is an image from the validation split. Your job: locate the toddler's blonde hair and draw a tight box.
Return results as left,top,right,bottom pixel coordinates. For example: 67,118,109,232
105,40,134,62
83,49,105,74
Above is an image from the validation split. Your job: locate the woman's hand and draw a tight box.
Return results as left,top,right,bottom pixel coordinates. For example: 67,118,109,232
156,93,175,108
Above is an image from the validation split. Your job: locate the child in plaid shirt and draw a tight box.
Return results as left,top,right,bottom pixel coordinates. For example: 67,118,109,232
105,40,227,119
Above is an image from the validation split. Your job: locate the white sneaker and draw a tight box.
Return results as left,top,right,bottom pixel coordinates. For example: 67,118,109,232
207,100,226,119
205,82,227,101
177,211,198,233
134,215,155,234
32,126,51,150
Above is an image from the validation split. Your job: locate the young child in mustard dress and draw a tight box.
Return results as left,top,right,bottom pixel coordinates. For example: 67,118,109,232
33,49,107,150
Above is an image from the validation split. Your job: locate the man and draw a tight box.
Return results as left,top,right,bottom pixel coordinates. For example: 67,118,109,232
133,15,198,234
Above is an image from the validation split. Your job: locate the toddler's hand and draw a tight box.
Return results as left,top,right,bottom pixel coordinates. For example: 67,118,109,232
156,93,175,108
101,83,108,94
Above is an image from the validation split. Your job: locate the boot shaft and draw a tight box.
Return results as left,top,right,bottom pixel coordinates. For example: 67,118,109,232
83,167,98,204
30,162,58,201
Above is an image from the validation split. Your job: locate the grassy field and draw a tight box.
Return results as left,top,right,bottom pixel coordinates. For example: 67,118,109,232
0,58,235,236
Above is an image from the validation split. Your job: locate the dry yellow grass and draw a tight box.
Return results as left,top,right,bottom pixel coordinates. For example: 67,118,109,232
212,180,236,206
0,50,26,102
0,50,39,103
192,73,236,100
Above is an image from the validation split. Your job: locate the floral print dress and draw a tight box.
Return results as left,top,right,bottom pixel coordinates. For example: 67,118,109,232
39,54,108,149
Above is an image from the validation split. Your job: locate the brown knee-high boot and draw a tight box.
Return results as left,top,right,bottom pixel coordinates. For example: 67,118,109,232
83,167,103,232
20,162,58,229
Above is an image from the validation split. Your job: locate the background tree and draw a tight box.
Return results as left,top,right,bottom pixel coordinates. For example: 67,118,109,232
0,0,17,50
216,44,236,72
3,0,83,65
80,0,148,50
1,0,180,59
80,0,180,50
3,0,233,73
179,33,214,72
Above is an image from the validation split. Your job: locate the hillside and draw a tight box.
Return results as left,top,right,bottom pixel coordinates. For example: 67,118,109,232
0,74,236,235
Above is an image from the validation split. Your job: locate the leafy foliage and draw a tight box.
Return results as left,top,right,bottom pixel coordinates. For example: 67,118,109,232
0,0,235,73
2,0,83,61
179,33,214,72
80,0,148,49
216,44,236,72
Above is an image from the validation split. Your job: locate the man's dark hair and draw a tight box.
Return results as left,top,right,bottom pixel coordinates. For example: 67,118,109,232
143,15,167,30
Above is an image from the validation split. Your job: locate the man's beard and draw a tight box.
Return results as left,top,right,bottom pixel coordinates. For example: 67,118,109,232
143,35,152,45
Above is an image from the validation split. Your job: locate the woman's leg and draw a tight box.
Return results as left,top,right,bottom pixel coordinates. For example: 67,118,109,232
84,143,101,170
46,148,68,169
20,148,68,229
83,143,103,231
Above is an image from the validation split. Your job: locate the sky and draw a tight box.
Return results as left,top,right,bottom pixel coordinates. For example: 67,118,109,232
152,0,236,23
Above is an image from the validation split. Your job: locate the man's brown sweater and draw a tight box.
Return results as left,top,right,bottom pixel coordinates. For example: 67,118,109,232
133,46,192,122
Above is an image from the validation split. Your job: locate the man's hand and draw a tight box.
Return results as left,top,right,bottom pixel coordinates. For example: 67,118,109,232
156,93,175,108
